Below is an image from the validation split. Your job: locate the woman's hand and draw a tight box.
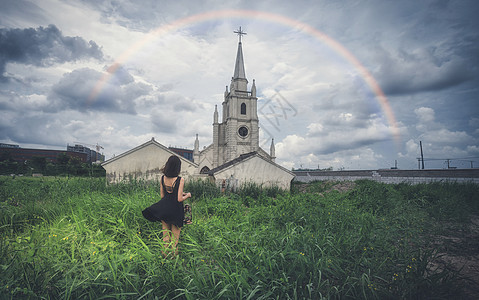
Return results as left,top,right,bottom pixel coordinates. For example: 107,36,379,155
183,192,191,199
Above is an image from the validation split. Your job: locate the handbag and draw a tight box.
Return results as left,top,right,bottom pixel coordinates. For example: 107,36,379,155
183,204,192,225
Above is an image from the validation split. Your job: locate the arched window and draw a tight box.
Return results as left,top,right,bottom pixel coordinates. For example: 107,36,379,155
240,103,246,115
200,166,210,174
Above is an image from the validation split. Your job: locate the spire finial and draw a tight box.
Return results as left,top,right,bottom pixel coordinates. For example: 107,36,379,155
214,105,219,123
270,138,276,162
234,26,247,43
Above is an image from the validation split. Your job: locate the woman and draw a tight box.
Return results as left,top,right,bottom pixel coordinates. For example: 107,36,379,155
142,155,191,256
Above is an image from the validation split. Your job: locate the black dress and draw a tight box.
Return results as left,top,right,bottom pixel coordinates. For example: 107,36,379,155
142,176,184,228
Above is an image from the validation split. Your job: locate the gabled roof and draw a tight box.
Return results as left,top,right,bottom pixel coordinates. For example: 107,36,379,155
208,151,256,175
101,137,198,167
257,147,271,159
208,151,294,176
199,143,213,155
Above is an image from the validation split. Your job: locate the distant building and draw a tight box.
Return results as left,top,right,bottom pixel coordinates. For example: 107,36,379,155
0,143,20,149
67,144,105,163
169,147,193,161
0,147,87,163
0,143,104,164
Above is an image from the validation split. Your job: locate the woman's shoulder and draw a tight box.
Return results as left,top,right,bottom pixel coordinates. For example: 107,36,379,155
163,175,179,184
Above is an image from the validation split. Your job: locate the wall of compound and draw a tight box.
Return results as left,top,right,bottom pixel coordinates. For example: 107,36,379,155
293,169,479,185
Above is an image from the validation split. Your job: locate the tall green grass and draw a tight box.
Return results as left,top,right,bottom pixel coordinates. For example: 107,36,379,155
0,177,478,299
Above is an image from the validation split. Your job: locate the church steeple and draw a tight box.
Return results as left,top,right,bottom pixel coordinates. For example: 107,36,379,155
233,39,246,80
193,133,200,163
232,27,248,91
194,27,275,173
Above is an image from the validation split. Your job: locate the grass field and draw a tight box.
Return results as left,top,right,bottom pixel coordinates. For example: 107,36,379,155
0,176,478,299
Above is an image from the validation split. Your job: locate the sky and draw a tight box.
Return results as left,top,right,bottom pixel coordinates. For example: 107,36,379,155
0,0,478,170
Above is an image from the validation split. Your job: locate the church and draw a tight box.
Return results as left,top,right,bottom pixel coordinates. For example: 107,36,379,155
193,27,276,174
102,28,294,189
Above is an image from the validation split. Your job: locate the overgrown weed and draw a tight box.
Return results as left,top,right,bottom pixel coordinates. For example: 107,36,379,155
0,177,477,299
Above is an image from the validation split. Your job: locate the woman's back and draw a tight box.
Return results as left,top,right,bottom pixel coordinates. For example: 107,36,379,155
142,175,184,227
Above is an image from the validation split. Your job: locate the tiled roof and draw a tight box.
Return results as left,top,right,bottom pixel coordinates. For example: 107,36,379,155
208,151,257,175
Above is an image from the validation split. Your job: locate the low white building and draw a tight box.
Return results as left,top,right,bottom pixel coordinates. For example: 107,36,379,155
102,138,198,184
208,151,294,190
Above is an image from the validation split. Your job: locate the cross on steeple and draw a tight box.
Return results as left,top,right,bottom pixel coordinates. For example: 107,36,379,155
234,26,247,43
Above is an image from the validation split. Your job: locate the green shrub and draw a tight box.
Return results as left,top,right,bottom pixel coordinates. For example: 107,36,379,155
184,179,221,201
394,181,479,221
349,180,404,215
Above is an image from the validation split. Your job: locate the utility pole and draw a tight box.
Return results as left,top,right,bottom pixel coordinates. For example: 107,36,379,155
420,141,425,169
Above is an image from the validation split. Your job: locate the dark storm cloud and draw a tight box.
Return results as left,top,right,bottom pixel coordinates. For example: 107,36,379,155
306,117,392,155
151,117,177,134
0,112,64,146
150,108,177,134
173,97,205,112
375,45,477,96
154,92,204,113
311,82,379,119
0,25,103,80
368,0,479,96
79,0,209,31
49,67,150,114
314,137,385,156
0,0,47,26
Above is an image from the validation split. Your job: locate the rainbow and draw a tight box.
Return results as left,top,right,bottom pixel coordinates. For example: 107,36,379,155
89,9,400,143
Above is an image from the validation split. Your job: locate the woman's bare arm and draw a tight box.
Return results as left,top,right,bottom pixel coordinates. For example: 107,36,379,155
177,177,191,202
160,176,164,199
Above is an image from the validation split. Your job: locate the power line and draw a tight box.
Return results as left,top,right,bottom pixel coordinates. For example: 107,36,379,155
420,158,479,169
422,157,479,161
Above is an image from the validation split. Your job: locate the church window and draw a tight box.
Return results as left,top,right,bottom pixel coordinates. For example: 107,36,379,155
240,103,246,115
238,126,248,137
200,166,210,174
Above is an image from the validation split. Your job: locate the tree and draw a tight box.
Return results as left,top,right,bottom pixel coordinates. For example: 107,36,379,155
57,153,70,176
0,161,16,175
31,156,47,174
0,151,13,162
57,153,70,165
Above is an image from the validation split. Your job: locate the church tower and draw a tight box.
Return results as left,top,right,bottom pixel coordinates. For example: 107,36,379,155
194,27,273,171
216,27,260,165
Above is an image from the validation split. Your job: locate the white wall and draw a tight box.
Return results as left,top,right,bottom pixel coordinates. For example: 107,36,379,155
103,143,197,183
294,169,479,185
212,156,294,189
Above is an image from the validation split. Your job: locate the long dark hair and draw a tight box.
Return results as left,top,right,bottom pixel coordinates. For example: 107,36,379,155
162,155,181,177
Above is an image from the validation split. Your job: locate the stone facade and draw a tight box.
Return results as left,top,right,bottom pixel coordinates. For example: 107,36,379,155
194,38,275,173
102,138,198,184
